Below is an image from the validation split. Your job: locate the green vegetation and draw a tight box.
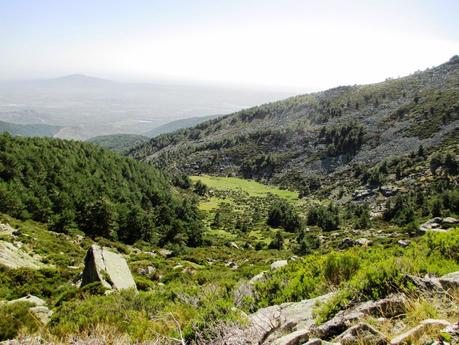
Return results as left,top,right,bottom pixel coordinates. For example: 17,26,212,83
87,134,149,154
0,134,203,247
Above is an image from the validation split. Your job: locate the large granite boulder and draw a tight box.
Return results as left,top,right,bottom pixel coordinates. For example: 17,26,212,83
81,244,136,291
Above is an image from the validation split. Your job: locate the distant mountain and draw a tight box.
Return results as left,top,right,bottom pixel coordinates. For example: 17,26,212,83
0,75,294,139
130,56,459,191
0,120,61,137
144,114,221,138
87,134,149,154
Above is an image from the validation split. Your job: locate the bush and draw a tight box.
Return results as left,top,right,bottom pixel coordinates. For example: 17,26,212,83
0,302,39,341
267,199,301,232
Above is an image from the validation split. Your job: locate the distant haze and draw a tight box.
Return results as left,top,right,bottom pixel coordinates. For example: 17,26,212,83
0,75,293,139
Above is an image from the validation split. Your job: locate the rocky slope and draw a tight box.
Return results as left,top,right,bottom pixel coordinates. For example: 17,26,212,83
130,56,459,191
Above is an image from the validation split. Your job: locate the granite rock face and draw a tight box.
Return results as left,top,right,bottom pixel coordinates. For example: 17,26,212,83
81,244,136,291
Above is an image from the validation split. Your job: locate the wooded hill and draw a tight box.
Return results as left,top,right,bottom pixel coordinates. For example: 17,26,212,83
0,134,203,247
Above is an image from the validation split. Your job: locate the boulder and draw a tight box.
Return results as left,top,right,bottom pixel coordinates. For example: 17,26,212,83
81,244,136,291
390,319,451,345
334,323,389,345
158,249,173,258
29,306,53,325
271,260,288,271
439,271,459,289
0,241,43,269
7,294,46,307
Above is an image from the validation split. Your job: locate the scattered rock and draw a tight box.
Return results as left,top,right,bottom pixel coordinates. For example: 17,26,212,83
226,261,239,270
356,238,372,246
0,241,43,269
397,240,409,248
29,306,53,325
418,217,458,233
339,238,356,249
229,241,240,249
158,249,173,258
250,271,268,284
0,223,15,235
390,319,451,345
314,294,406,340
270,260,288,270
439,271,459,289
334,323,389,345
353,189,374,200
81,244,137,291
441,217,459,226
138,266,156,277
7,294,46,307
380,186,398,197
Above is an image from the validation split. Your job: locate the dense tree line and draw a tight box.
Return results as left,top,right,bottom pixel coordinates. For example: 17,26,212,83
319,122,365,156
267,199,301,232
0,134,203,247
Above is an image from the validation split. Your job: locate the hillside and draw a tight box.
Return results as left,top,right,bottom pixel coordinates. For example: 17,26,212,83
130,56,459,194
0,120,61,137
144,114,221,138
86,134,149,154
0,134,202,247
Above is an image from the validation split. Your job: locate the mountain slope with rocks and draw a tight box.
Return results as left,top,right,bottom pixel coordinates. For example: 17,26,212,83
130,56,459,193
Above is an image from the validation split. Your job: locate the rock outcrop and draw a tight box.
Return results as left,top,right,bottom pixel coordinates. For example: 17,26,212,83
81,244,136,291
0,241,43,269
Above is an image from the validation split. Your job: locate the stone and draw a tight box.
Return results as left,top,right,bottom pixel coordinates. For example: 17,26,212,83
229,241,240,249
334,323,389,345
441,217,459,226
0,241,43,269
380,186,398,197
0,223,15,235
390,319,451,345
7,294,46,307
29,306,53,325
356,238,372,246
271,329,309,345
81,244,137,291
158,249,173,258
439,271,459,289
250,271,268,284
304,339,323,345
137,265,156,277
314,294,406,340
226,261,239,270
339,237,356,249
271,260,288,270
397,240,409,247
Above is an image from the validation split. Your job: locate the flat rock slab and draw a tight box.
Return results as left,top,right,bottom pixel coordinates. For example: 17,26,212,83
0,241,43,269
7,294,46,307
81,244,136,291
390,319,451,345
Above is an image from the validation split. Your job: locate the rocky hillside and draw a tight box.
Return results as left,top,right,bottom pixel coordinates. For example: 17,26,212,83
130,56,459,191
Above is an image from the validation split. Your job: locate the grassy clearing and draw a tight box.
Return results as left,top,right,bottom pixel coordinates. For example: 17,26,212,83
190,175,299,201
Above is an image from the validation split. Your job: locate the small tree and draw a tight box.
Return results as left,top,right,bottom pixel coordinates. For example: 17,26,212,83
269,231,284,250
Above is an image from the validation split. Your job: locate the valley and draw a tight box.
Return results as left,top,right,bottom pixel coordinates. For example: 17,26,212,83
0,57,458,344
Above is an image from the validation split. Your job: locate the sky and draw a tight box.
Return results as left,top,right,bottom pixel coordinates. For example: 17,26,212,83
0,0,458,91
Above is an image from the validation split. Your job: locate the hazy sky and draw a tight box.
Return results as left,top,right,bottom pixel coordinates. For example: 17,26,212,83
0,0,458,91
